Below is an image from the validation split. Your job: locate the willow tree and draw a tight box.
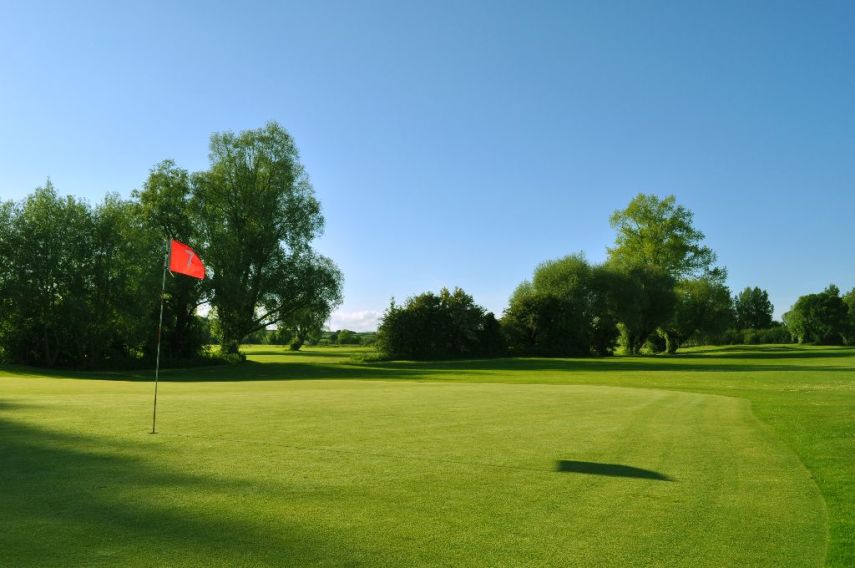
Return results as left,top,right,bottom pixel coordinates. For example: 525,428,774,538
192,122,342,354
607,194,723,353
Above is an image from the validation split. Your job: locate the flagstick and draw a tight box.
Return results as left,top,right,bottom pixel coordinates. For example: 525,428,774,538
151,243,168,434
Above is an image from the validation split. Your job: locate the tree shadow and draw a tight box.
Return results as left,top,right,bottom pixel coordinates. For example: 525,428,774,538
150,361,444,382
675,345,854,360
0,405,348,566
4,346,853,383
242,348,353,358
358,356,855,375
555,460,673,481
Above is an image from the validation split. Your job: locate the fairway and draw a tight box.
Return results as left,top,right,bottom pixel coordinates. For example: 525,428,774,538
2,347,845,567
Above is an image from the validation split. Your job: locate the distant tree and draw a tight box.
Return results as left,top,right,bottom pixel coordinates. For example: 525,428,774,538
282,305,329,351
377,288,504,360
608,194,722,280
783,285,849,345
502,254,621,356
606,194,724,353
191,123,343,354
844,288,855,345
336,329,361,345
503,286,590,356
734,287,773,330
611,265,677,355
666,278,734,352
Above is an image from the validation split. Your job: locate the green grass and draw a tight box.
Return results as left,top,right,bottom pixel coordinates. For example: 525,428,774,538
1,344,852,566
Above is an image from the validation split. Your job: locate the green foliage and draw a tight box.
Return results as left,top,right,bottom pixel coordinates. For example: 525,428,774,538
784,285,850,345
191,122,343,354
843,288,855,345
502,255,621,356
611,265,677,355
280,306,330,351
665,277,734,352
134,160,208,360
604,194,728,353
503,290,589,356
734,287,774,330
608,193,721,280
376,288,505,360
336,329,360,345
0,183,161,368
0,122,341,367
719,325,793,345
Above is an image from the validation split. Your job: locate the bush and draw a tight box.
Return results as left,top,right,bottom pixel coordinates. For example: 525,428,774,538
715,326,794,345
503,293,593,356
502,255,621,356
376,288,505,360
784,285,849,344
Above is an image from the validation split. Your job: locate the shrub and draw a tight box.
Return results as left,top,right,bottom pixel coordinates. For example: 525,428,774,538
376,288,505,360
784,285,849,344
715,326,794,345
502,255,622,356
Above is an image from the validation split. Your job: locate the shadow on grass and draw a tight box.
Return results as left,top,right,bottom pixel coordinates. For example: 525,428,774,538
555,460,673,481
4,346,853,383
675,345,854,360
359,356,855,375
114,345,855,381
157,361,443,382
242,349,353,358
0,405,346,566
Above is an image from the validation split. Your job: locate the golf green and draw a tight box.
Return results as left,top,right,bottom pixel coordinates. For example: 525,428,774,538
1,363,829,567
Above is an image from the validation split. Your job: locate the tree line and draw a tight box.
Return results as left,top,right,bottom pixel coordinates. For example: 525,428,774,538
377,195,855,359
3,126,852,368
0,123,343,368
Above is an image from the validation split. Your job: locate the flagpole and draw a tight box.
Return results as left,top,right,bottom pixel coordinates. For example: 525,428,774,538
151,241,169,434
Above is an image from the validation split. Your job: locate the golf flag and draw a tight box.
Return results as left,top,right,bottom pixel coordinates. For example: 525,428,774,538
168,239,205,280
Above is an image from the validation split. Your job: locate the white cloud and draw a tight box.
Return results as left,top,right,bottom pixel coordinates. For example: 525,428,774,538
327,309,382,332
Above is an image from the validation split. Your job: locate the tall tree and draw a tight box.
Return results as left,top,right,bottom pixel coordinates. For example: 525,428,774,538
135,161,208,359
502,254,621,356
666,277,734,352
607,194,722,352
843,288,855,345
734,287,774,330
783,285,848,345
0,183,94,366
608,194,721,280
611,265,677,355
192,122,343,354
0,184,158,367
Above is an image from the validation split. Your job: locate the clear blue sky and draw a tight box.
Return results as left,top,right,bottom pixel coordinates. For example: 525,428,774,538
2,1,853,330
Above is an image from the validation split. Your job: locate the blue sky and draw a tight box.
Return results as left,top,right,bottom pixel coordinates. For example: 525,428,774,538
2,1,853,330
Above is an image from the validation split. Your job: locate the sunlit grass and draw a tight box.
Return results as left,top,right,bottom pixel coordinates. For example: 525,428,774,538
1,344,852,566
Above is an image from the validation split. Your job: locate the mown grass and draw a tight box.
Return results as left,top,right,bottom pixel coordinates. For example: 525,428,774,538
1,344,852,566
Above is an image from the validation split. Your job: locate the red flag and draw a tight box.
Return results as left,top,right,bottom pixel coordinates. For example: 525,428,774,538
168,240,205,280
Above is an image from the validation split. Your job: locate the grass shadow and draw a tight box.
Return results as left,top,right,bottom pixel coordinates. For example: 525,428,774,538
0,405,348,566
359,356,855,375
675,345,854,360
555,460,673,481
150,361,444,382
242,349,352,358
4,346,853,383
